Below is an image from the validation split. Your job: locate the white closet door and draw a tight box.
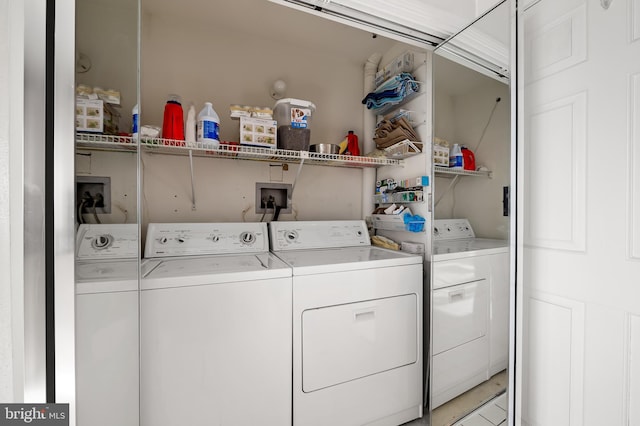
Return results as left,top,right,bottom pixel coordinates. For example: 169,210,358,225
519,0,640,425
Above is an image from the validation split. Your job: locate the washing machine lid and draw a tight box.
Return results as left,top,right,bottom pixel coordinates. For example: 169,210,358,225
75,259,139,294
433,238,508,260
140,252,291,290
272,246,422,275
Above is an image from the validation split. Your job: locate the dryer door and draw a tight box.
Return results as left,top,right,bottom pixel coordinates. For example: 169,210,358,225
301,293,418,392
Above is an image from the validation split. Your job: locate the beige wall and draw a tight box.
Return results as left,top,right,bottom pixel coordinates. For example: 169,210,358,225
434,58,510,240
77,0,407,228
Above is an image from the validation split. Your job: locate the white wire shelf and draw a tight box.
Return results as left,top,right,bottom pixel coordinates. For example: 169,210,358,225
75,133,137,151
434,165,492,178
75,133,403,168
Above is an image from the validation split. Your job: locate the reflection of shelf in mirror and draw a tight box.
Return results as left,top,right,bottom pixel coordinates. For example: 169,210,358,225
75,133,136,151
434,166,492,178
141,138,403,168
371,89,426,116
373,191,424,204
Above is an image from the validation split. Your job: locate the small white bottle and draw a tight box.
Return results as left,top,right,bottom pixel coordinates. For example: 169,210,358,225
449,143,463,169
185,104,196,147
132,104,139,139
197,102,220,147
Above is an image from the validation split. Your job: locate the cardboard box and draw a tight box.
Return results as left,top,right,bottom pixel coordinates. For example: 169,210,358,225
375,52,415,88
76,98,104,132
239,117,277,149
75,98,120,134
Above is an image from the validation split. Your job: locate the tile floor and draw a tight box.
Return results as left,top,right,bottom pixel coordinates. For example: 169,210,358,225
453,392,507,426
402,370,507,426
401,392,507,426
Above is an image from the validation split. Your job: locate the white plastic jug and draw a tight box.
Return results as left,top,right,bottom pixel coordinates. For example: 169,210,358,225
197,102,220,146
449,143,463,169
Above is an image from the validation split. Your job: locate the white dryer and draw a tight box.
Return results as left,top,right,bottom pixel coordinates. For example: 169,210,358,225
430,218,509,409
75,223,139,426
269,220,423,426
140,222,292,426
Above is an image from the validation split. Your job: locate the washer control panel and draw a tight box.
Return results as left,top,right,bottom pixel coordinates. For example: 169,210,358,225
433,219,475,241
144,222,269,258
269,220,370,251
76,224,139,260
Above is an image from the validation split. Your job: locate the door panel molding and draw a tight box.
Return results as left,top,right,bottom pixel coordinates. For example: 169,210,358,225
525,91,587,252
525,4,586,83
632,0,640,43
524,290,584,426
630,72,640,260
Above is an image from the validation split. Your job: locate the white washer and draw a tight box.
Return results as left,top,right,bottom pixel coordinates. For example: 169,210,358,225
75,223,139,426
140,222,292,426
430,218,509,409
269,220,423,426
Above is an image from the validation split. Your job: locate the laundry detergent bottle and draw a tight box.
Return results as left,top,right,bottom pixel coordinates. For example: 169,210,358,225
197,102,220,147
346,130,360,156
449,143,463,169
162,94,185,145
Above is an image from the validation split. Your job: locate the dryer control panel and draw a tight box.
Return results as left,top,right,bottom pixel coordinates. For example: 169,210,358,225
433,219,475,241
144,222,269,258
270,220,370,251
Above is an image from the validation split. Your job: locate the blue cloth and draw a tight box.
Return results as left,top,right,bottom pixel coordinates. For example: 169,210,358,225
361,73,419,110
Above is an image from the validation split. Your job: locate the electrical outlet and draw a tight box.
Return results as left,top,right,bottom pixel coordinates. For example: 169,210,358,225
255,183,292,214
76,176,111,214
503,186,509,216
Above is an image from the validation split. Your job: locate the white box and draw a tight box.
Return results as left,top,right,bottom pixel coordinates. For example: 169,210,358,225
240,117,277,149
76,98,104,132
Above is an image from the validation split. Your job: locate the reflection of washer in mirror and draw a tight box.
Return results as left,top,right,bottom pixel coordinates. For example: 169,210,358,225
430,1,512,425
91,234,113,249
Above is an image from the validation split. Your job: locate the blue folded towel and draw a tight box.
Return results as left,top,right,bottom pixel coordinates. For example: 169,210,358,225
362,73,419,110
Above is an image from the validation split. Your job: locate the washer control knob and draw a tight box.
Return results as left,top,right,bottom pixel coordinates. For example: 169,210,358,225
158,237,168,244
211,235,220,243
92,234,112,249
176,237,185,243
239,232,256,245
284,230,298,242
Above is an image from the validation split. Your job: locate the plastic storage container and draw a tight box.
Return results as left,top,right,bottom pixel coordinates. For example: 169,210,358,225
273,98,315,151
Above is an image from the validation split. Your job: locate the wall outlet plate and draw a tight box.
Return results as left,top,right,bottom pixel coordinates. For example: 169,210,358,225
255,182,292,214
